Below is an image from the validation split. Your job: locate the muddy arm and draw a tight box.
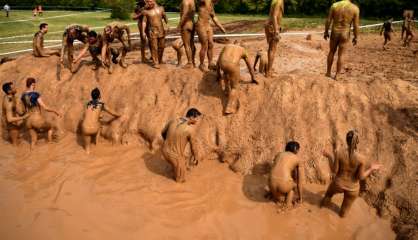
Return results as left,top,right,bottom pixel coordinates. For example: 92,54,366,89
253,53,260,71
352,8,360,45
380,24,384,35
162,7,168,25
243,52,257,84
189,134,202,164
60,34,67,62
209,5,226,33
73,43,89,63
37,97,60,116
5,103,29,123
324,7,334,39
297,164,304,203
103,105,121,118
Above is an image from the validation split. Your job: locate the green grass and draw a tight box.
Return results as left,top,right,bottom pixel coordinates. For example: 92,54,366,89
0,10,389,55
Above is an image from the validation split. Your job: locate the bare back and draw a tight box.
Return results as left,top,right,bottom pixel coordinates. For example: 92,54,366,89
180,0,196,26
82,101,104,134
270,152,300,181
330,0,359,34
334,149,364,191
219,44,246,65
163,118,194,157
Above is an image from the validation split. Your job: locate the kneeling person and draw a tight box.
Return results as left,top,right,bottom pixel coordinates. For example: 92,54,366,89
81,88,121,154
161,108,202,183
269,141,304,207
33,23,60,57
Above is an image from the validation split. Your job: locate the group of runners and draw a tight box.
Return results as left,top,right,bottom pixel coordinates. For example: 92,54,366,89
6,0,417,217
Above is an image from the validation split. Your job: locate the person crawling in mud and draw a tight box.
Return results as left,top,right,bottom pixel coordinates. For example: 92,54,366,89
179,0,197,68
269,141,304,208
216,40,257,115
324,0,360,80
172,38,185,67
81,88,121,154
196,0,226,71
2,82,29,145
321,130,382,217
265,0,284,78
161,108,203,183
33,23,60,57
253,50,268,76
135,0,168,68
403,17,415,47
102,22,132,71
21,78,61,150
133,0,150,63
380,18,394,50
60,24,90,73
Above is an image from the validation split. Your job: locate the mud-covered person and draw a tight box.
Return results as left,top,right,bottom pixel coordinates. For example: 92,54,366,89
21,78,61,149
265,0,284,78
321,130,382,217
172,38,185,67
216,41,257,115
403,17,415,47
380,18,394,50
178,0,197,68
269,141,304,208
102,22,132,71
133,0,149,63
161,108,203,183
196,0,226,71
81,88,121,154
253,50,268,76
324,0,360,80
60,24,90,73
135,0,168,68
33,23,60,57
401,10,413,40
2,82,29,145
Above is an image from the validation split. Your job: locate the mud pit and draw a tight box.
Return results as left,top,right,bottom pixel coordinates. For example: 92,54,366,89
0,31,417,239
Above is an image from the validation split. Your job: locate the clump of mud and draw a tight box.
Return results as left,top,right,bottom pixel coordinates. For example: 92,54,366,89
0,33,417,239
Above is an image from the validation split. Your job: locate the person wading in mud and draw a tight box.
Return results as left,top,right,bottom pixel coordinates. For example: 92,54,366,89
264,0,284,78
2,82,30,145
269,141,304,208
321,130,382,217
216,40,257,115
178,0,197,68
324,0,360,80
81,88,121,154
33,23,60,57
21,78,61,150
380,18,394,50
161,108,203,183
196,0,226,71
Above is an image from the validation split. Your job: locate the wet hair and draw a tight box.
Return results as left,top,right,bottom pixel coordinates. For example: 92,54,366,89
91,88,101,100
39,23,48,30
26,77,36,88
186,108,202,118
2,82,12,94
137,0,146,8
285,141,300,154
346,130,359,164
88,31,98,38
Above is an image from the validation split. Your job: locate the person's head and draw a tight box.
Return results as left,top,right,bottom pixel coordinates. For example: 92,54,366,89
104,26,112,35
39,23,48,33
88,31,98,44
2,82,16,95
68,28,77,38
285,141,300,154
346,130,359,151
137,0,146,8
26,77,36,90
91,88,101,100
145,0,155,8
185,108,202,125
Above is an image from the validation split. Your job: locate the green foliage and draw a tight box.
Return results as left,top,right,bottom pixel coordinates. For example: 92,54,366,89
106,0,135,19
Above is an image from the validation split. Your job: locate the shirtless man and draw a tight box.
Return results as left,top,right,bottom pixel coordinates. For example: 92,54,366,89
33,23,60,57
321,130,382,217
102,22,132,69
136,0,168,68
2,82,29,145
133,0,150,63
81,88,121,154
172,38,185,67
253,50,268,76
196,0,226,71
403,17,415,47
324,0,360,80
21,78,60,149
265,0,284,78
401,10,413,40
179,0,197,68
60,24,90,73
269,141,304,207
161,108,202,183
380,18,394,50
216,41,257,115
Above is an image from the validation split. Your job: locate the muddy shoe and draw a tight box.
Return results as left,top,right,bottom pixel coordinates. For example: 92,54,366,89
199,64,207,72
119,60,128,68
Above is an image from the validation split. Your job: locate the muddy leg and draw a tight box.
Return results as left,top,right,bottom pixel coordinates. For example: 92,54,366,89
29,129,38,150
286,190,295,207
335,42,346,80
149,37,159,68
267,40,278,78
207,28,216,70
339,191,357,218
9,128,19,146
176,157,186,183
326,38,338,78
83,135,91,154
158,37,165,64
198,28,208,71
68,44,75,73
182,29,193,67
320,182,338,208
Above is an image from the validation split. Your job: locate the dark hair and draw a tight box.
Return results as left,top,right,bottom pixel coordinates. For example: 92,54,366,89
2,82,12,94
91,88,101,100
285,141,300,154
186,108,202,118
346,130,359,164
26,78,36,88
39,23,48,30
88,31,98,38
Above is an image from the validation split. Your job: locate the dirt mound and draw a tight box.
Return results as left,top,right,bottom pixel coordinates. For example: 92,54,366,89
0,33,417,239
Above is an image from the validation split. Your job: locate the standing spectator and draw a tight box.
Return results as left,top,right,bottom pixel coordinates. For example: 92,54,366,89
3,4,10,17
32,7,38,17
37,5,43,17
